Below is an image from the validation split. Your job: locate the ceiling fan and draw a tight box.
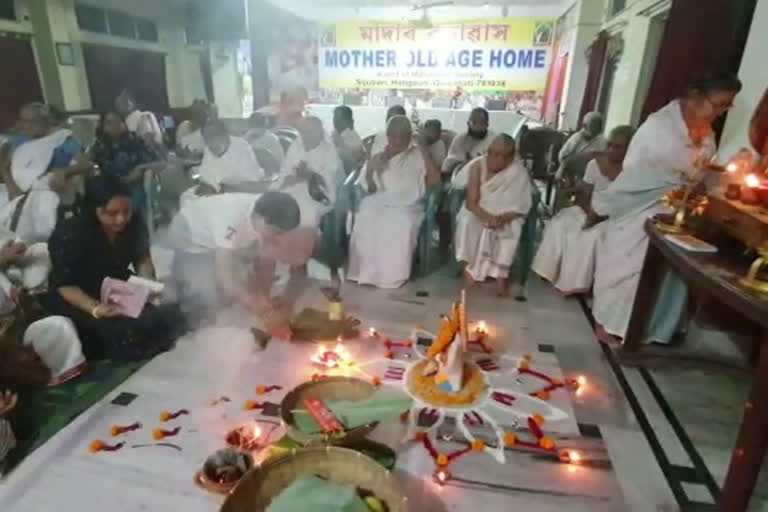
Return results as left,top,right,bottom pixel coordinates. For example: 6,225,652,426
408,1,455,29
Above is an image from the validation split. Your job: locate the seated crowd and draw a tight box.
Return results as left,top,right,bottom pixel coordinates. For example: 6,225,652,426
0,71,743,462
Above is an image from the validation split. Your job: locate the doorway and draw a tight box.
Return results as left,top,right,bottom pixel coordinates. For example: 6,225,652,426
0,34,44,130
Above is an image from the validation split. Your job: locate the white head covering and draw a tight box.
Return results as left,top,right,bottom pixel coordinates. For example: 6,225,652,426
23,316,86,386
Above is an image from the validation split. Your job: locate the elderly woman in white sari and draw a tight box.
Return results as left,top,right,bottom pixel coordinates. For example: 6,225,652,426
0,103,92,242
592,73,742,344
533,125,634,294
348,116,441,288
455,134,532,296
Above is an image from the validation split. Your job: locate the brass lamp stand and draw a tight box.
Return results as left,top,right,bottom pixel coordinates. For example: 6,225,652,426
739,241,768,293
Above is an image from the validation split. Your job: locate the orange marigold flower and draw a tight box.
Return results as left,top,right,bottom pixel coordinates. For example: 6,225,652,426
89,440,105,453
503,432,516,446
539,437,555,450
436,453,449,466
471,440,485,452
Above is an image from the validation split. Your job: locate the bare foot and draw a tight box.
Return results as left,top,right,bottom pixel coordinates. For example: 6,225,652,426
496,278,510,297
463,269,476,288
595,324,621,346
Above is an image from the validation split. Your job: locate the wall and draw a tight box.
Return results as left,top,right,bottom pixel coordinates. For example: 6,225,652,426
599,0,671,130
7,0,226,113
271,2,566,21
558,0,604,130
719,0,768,160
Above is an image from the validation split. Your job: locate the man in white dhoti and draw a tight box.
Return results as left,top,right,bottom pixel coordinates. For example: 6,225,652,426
455,135,532,296
332,106,365,173
278,116,344,229
168,191,309,336
245,112,284,176
180,122,267,205
348,116,441,288
532,125,634,294
0,103,92,243
592,73,741,344
443,108,496,186
369,105,407,156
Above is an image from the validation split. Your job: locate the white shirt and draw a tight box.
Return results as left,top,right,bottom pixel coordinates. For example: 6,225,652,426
428,140,447,169
198,136,264,190
168,193,262,253
125,110,163,144
583,159,615,210
178,129,205,153
245,130,285,167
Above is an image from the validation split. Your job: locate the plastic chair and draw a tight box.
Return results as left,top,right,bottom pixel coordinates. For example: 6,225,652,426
414,185,442,278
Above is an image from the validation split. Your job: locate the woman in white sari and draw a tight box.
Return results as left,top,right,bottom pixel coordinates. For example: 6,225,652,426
455,134,532,296
533,125,633,294
592,73,742,343
348,116,441,288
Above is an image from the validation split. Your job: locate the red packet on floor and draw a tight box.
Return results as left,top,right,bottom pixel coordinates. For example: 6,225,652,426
302,397,344,434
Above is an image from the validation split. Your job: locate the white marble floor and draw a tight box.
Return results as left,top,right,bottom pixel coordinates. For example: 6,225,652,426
1,269,766,511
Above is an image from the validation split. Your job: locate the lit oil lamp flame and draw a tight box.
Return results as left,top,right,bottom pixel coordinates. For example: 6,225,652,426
310,343,352,368
746,173,760,188
368,326,378,337
726,162,739,173
476,321,487,333
576,375,587,387
433,467,451,484
252,424,262,439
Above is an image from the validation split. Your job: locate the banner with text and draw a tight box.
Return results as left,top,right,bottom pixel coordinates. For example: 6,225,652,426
318,18,555,92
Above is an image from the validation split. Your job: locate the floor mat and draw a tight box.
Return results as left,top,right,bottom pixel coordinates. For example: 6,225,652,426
3,359,147,472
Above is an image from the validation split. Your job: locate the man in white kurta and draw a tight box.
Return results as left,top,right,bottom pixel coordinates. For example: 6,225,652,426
180,122,266,206
443,108,496,187
532,125,634,295
245,112,285,175
454,135,532,296
592,96,724,342
278,116,344,229
557,112,608,174
332,106,365,173
348,116,441,288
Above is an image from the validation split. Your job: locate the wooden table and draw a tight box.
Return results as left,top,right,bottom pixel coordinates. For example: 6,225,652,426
624,221,768,511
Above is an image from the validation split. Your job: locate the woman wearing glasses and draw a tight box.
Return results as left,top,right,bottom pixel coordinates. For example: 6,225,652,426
592,72,741,345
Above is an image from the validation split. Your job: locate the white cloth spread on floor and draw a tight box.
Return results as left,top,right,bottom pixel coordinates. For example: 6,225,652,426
278,138,343,228
455,158,532,281
592,100,715,339
347,145,426,288
0,129,71,243
532,159,614,294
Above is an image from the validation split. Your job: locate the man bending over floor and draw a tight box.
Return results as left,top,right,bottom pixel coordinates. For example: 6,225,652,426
168,191,311,335
454,134,532,296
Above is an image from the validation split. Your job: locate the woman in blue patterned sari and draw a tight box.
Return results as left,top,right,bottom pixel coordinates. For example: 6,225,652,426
89,111,163,212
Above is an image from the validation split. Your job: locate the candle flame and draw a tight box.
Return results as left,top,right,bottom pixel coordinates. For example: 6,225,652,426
726,162,739,173
746,174,760,188
569,450,581,463
252,424,262,438
477,321,487,333
576,375,587,387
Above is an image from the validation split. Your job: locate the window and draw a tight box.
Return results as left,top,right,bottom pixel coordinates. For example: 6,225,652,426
611,0,627,16
136,18,158,42
107,10,136,39
0,0,15,21
76,4,108,34
185,24,205,46
76,4,159,43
